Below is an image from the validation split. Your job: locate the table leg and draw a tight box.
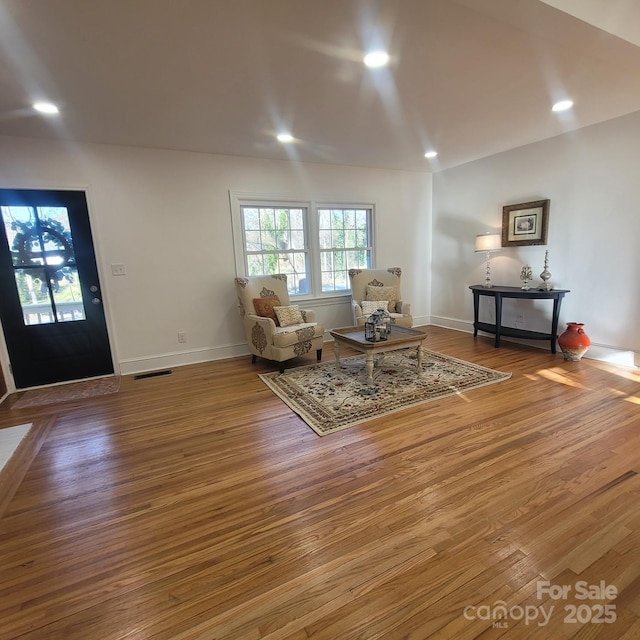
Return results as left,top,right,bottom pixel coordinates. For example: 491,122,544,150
494,294,503,348
333,340,341,372
416,344,423,376
551,296,563,354
365,352,374,386
472,291,480,337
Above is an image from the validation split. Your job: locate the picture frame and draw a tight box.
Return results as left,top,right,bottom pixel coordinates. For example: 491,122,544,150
501,199,549,247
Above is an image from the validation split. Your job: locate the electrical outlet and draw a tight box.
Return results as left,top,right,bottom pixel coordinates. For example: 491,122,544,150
111,263,126,276
177,331,187,343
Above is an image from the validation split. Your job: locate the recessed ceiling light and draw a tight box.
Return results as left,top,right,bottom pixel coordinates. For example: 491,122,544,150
363,51,390,68
552,99,573,112
424,150,438,159
33,102,59,115
277,133,294,143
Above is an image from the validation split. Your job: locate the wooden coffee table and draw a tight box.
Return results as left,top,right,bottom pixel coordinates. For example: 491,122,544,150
329,325,428,387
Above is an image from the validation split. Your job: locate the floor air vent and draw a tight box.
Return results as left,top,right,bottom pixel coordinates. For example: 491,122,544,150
134,370,173,380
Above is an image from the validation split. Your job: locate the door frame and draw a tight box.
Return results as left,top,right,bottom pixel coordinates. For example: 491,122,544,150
0,183,118,392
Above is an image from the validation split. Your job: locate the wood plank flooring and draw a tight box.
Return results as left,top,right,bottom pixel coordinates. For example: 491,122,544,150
0,326,639,639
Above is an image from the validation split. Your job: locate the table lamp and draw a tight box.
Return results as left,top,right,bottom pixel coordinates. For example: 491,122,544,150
475,232,501,288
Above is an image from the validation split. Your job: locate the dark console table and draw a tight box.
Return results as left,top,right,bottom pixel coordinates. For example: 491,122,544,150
469,285,570,353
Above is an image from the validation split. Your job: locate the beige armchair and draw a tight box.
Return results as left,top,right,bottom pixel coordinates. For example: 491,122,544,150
348,267,413,327
234,274,324,372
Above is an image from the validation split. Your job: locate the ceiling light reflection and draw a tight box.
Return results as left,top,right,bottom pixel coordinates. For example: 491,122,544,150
552,100,573,112
33,102,59,114
363,51,389,68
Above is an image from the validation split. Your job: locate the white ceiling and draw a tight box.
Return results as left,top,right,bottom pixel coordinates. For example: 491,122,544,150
1,0,639,172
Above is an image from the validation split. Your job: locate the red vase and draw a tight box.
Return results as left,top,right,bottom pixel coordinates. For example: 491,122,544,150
558,322,591,361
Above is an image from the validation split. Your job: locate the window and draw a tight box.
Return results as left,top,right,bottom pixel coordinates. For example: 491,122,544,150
241,204,310,294
318,207,371,292
0,205,86,325
231,194,373,297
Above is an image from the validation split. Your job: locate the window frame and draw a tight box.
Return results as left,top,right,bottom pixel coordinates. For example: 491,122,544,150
230,192,375,299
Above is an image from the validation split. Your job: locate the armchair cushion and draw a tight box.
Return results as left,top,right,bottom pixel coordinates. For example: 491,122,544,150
361,300,388,315
366,284,399,311
274,304,305,327
253,296,281,324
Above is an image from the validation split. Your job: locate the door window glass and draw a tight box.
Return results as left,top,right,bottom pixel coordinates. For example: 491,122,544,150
0,205,86,325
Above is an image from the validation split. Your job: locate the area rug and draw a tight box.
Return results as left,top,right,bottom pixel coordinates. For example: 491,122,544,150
11,377,121,410
260,349,511,436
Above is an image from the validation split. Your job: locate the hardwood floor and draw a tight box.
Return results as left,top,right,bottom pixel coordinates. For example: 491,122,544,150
0,326,639,639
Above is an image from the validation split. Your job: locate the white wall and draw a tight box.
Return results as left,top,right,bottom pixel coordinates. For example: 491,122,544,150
0,136,432,387
432,110,640,363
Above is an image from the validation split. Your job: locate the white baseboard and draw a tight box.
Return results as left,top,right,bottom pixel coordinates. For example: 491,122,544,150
428,316,640,369
119,343,251,376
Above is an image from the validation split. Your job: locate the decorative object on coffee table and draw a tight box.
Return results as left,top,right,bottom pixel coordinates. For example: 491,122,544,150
558,322,591,361
365,308,391,342
538,249,553,291
520,265,533,290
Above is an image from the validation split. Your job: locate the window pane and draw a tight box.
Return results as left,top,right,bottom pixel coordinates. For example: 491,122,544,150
290,209,304,229
244,230,261,250
320,251,333,271
259,208,275,230
290,229,304,250
344,229,356,248
318,209,330,230
318,229,332,249
243,208,260,230
14,268,55,325
342,209,353,227
247,254,265,275
52,266,86,322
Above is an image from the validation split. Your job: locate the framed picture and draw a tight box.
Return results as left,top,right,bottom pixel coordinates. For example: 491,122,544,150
501,199,549,246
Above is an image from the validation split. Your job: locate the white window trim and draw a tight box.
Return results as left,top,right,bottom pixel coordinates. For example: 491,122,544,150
229,191,376,299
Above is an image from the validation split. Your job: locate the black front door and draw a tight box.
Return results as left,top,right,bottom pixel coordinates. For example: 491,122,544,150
0,189,113,388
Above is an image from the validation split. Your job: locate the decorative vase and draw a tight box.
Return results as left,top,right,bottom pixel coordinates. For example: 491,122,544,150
557,322,591,361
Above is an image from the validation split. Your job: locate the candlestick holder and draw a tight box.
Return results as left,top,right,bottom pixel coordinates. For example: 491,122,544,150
538,250,553,290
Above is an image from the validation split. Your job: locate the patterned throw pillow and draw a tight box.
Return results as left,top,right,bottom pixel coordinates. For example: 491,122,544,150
274,304,305,327
361,300,388,316
366,285,399,312
253,296,281,325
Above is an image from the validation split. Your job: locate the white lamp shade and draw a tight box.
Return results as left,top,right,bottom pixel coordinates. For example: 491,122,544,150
475,233,501,252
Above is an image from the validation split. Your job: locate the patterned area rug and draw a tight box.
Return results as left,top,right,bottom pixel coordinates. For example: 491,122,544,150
11,377,121,409
260,349,511,436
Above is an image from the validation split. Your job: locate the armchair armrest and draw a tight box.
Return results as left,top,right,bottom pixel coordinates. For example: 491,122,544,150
397,301,411,315
246,313,278,336
351,300,364,325
300,309,317,323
